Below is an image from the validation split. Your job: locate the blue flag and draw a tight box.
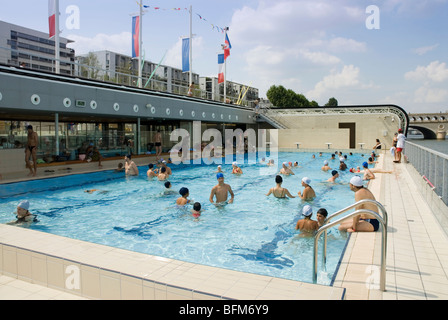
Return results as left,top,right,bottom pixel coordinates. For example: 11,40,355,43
182,38,190,73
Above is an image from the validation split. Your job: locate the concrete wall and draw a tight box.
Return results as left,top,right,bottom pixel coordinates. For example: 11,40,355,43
276,113,400,150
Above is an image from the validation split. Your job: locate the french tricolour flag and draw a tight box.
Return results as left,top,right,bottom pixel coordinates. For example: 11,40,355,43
48,0,56,39
218,54,225,84
132,16,140,58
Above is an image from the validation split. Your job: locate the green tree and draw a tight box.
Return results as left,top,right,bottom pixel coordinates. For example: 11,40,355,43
266,85,311,108
325,97,338,107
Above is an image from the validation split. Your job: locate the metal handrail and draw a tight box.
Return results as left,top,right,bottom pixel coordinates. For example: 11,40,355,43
313,201,388,292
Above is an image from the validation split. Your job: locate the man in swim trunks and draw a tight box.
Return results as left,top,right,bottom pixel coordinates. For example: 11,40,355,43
25,125,38,177
210,173,234,205
154,130,162,160
298,177,316,200
176,187,191,206
124,154,139,176
266,175,295,198
338,176,380,232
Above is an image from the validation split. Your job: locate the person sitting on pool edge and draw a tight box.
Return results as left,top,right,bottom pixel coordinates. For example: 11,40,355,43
176,187,192,206
338,176,380,233
210,173,234,205
266,175,295,198
298,177,316,201
295,205,319,235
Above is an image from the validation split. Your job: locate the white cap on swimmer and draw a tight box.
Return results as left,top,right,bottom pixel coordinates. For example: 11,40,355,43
302,177,311,185
302,205,313,217
350,175,364,187
232,161,238,166
323,160,328,165
18,200,30,211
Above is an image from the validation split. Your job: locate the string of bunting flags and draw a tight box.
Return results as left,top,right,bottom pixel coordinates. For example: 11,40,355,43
141,5,227,33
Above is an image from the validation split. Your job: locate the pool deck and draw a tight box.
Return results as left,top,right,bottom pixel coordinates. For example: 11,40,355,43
1,151,448,300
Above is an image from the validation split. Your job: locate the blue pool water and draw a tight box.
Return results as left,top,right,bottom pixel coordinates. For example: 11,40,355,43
0,152,369,285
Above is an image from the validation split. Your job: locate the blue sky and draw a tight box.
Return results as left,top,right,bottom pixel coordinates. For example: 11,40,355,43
1,0,448,113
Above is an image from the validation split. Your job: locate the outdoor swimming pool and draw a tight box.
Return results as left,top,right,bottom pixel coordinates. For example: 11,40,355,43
0,152,368,285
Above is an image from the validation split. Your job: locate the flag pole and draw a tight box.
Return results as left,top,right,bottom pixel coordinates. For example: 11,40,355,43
189,5,193,87
138,0,143,88
55,0,60,74
224,27,228,103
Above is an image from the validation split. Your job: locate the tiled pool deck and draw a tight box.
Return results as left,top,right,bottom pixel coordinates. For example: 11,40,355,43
1,151,448,300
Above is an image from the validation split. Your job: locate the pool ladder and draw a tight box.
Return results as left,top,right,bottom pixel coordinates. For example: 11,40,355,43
313,199,388,292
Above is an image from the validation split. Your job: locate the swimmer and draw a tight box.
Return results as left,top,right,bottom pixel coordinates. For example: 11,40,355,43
147,163,158,178
322,160,331,172
327,170,339,183
298,177,316,201
162,181,177,195
267,159,275,166
279,162,295,175
157,166,169,181
266,175,295,198
293,161,299,167
362,162,375,180
114,163,124,172
317,208,328,227
124,154,139,176
339,159,347,171
8,200,37,226
84,189,109,194
176,187,191,206
191,202,203,218
215,165,224,173
231,162,243,174
260,157,266,164
161,160,172,176
210,173,234,205
295,205,319,235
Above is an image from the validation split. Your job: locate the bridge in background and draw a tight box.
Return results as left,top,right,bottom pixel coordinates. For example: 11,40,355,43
408,113,448,139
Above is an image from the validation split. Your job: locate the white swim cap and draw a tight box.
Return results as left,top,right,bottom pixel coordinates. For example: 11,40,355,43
232,161,238,166
302,177,311,185
18,200,30,211
324,160,328,165
302,205,313,217
350,176,364,187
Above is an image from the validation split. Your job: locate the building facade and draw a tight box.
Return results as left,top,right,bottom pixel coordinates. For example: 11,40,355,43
0,20,75,75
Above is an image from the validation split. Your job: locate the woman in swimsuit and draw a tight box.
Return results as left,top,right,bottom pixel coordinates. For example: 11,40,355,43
266,175,296,199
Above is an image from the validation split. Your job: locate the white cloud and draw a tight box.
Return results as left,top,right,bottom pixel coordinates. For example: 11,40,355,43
67,32,132,56
413,44,439,56
405,61,448,83
307,65,360,101
414,86,448,103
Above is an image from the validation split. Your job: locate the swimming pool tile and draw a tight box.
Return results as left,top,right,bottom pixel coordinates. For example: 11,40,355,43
120,274,144,300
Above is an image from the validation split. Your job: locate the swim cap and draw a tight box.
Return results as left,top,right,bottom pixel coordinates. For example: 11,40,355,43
332,170,338,176
232,161,238,166
362,162,368,168
302,177,311,185
324,160,328,165
217,173,224,179
302,205,313,217
350,176,364,187
164,181,171,188
179,187,189,196
18,200,30,211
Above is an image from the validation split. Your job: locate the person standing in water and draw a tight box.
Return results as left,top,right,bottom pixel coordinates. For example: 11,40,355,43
210,173,234,205
266,175,295,198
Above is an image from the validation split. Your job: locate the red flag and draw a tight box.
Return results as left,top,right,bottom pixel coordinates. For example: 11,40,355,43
224,33,232,60
48,0,56,39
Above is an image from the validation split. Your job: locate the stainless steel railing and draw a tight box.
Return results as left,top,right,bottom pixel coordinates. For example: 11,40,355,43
313,199,388,291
